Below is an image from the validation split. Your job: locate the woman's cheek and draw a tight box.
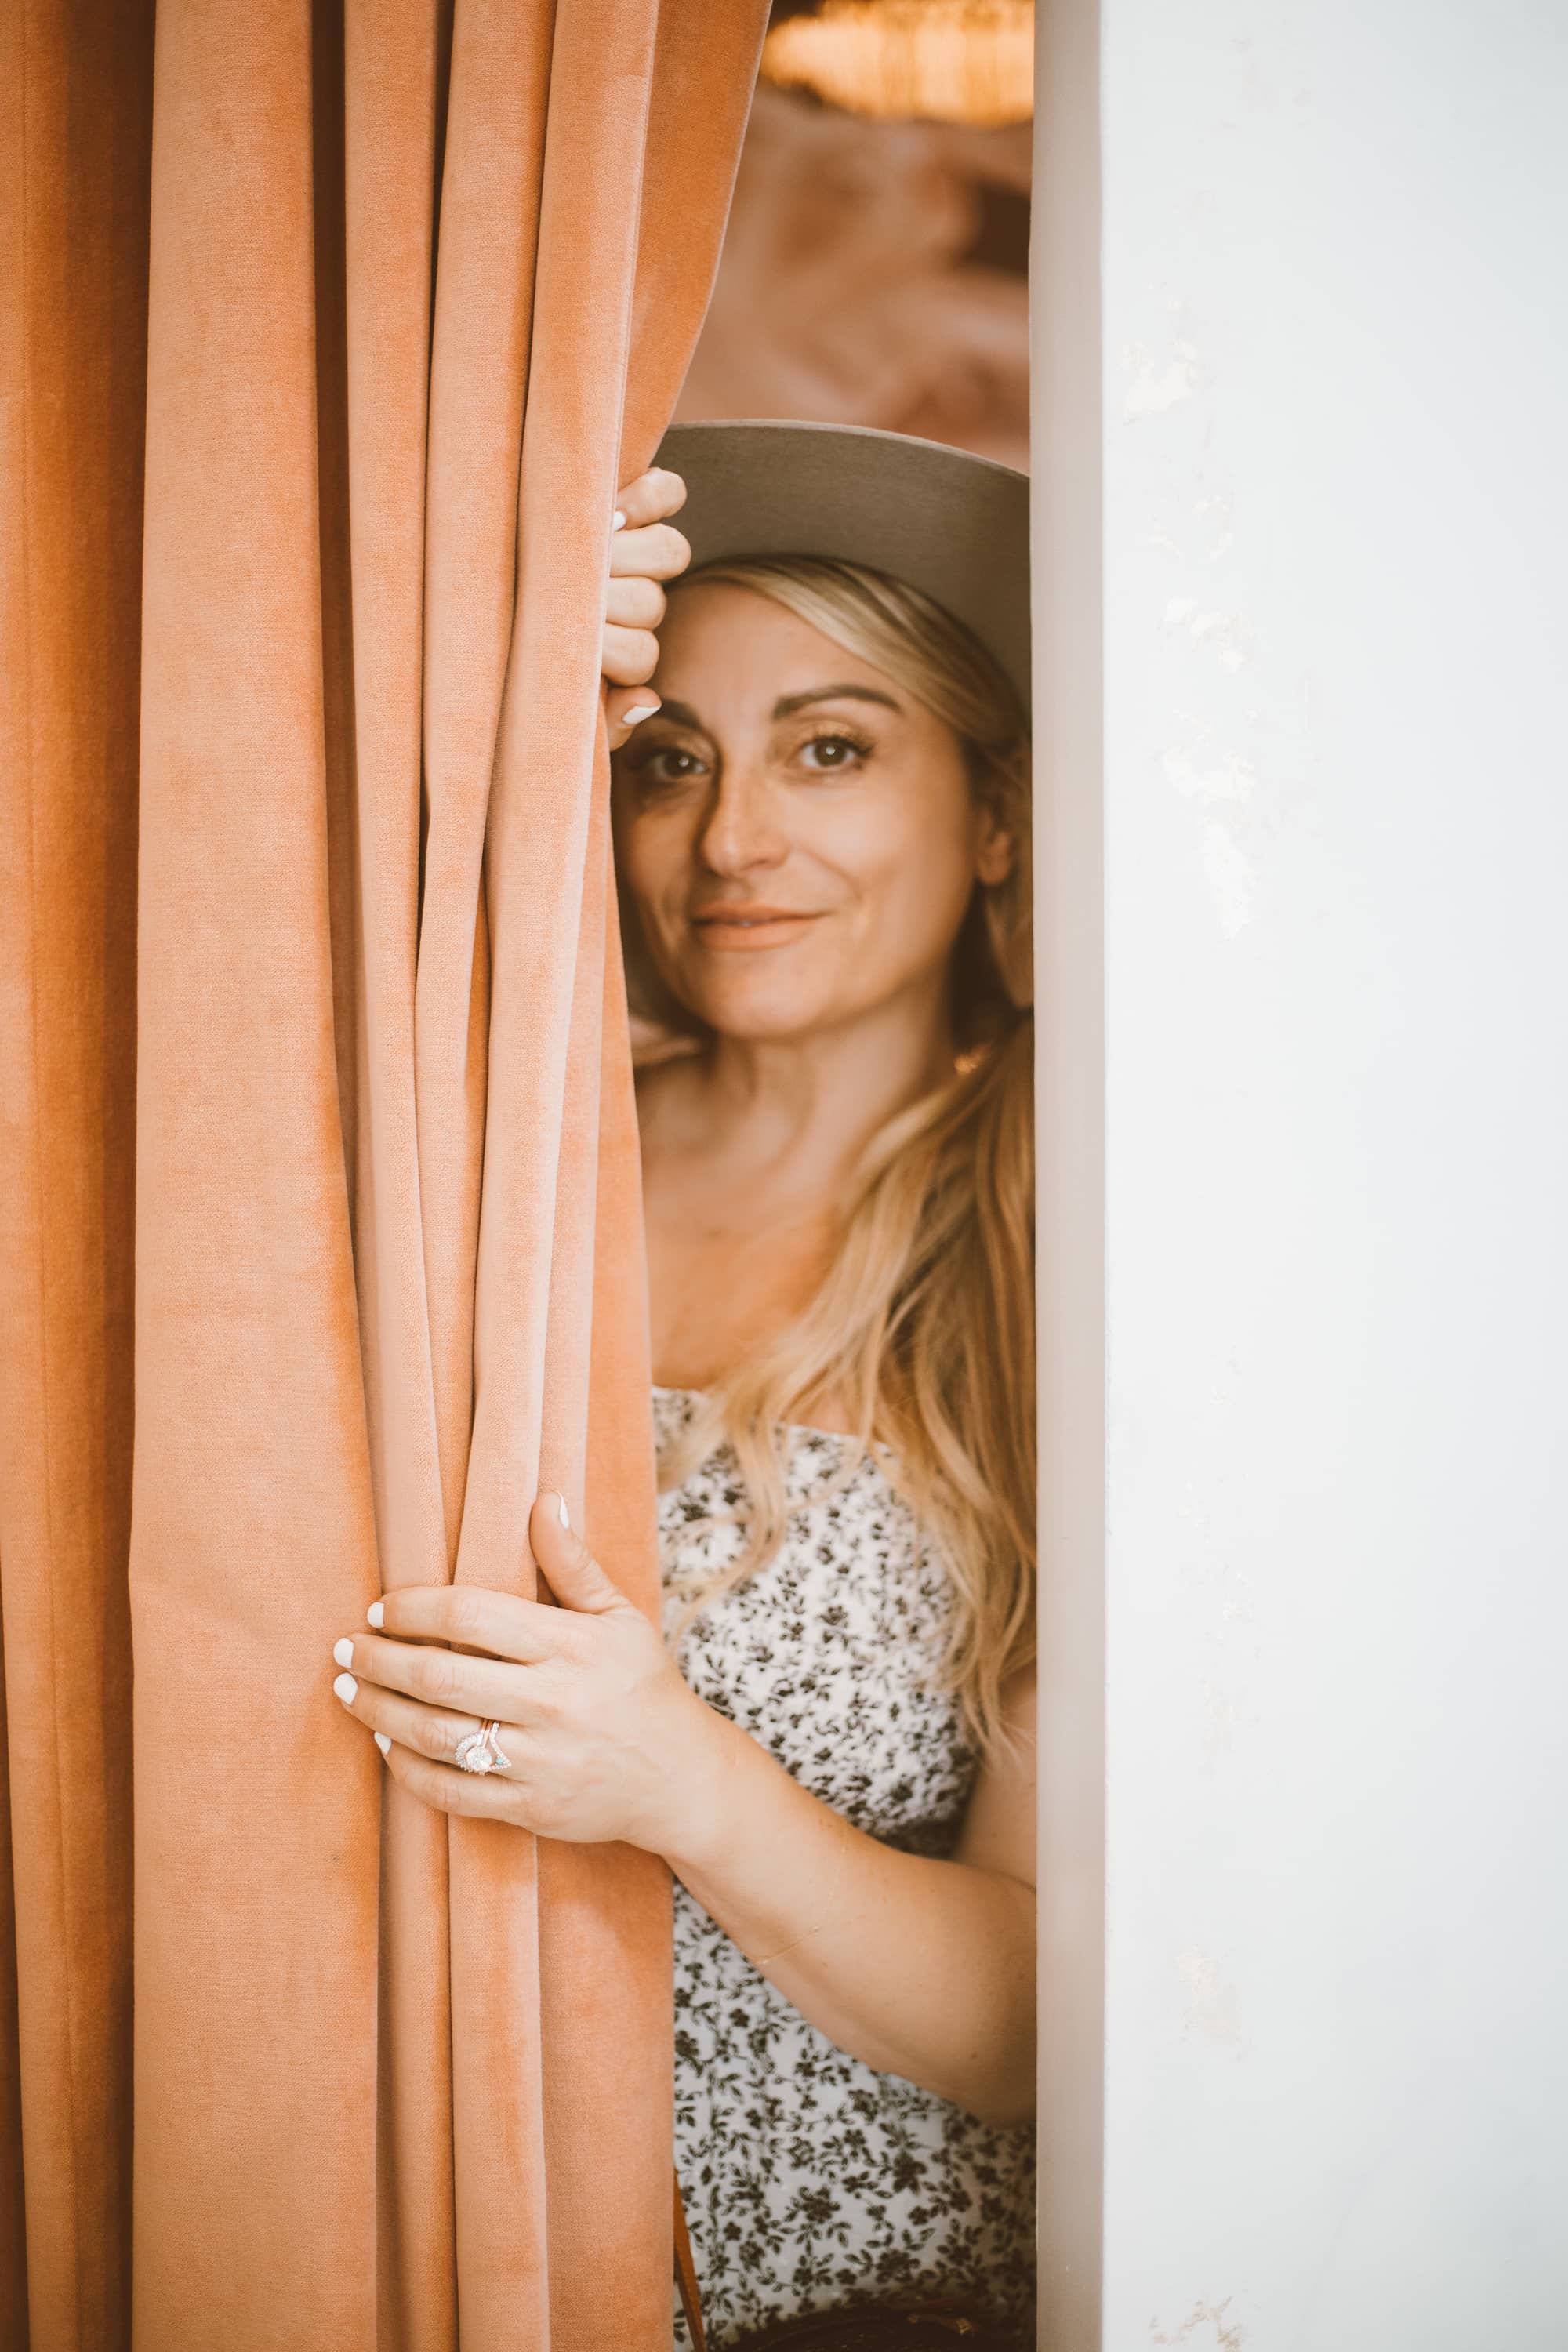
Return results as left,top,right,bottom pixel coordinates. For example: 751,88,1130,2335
619,828,688,955
859,845,979,993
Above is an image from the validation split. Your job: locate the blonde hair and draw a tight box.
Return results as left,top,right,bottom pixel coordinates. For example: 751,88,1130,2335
624,555,1035,1759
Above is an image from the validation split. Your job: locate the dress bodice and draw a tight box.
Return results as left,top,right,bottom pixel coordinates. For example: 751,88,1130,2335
655,1385,1036,2349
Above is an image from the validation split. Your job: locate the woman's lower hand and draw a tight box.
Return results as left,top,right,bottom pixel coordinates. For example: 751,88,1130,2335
330,1494,724,1853
602,466,689,750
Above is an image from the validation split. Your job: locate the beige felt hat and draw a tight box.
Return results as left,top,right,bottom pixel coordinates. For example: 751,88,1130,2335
652,419,1032,717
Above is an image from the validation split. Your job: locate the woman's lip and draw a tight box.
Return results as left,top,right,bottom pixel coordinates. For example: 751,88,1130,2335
689,909,822,949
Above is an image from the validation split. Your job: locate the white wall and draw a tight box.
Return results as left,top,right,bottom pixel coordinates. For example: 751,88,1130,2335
1034,4,1568,2346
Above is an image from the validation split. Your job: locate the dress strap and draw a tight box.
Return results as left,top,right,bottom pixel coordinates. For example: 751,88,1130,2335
673,2170,707,2350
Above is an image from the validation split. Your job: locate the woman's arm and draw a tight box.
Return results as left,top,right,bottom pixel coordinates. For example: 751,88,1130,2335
670,1661,1037,2129
329,1494,1037,2131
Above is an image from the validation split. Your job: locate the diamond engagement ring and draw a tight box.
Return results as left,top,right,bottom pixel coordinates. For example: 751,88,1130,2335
453,1719,513,1775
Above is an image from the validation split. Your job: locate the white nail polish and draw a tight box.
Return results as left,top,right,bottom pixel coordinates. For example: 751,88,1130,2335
333,1672,358,1704
367,1600,384,1629
623,705,658,725
332,1637,354,1668
557,1494,571,1530
374,1732,391,1757
612,510,626,531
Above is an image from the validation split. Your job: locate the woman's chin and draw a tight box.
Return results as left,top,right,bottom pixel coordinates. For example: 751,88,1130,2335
679,980,844,1047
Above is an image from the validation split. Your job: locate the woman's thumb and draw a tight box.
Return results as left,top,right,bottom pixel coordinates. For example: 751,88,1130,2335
529,1493,626,1614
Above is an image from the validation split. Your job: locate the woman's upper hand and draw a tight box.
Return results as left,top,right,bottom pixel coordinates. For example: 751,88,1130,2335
330,1492,724,1853
603,466,689,750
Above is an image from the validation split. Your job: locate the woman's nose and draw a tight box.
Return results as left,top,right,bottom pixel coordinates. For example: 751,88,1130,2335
695,771,789,876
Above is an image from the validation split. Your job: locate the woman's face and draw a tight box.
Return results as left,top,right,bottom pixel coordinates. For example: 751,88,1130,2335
612,581,1013,1046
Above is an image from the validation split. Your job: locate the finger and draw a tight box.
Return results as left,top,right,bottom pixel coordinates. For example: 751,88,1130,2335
350,1632,528,1716
607,684,662,751
337,1628,538,1719
608,521,691,583
601,622,658,688
604,575,666,631
367,1583,576,1661
332,1669,528,1766
528,1494,635,1617
612,466,687,532
381,1737,519,1820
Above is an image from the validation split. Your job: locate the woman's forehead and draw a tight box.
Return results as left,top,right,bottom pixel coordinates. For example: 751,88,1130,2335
654,580,903,714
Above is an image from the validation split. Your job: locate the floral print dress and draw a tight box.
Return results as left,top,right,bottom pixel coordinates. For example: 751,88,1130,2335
655,1385,1036,2350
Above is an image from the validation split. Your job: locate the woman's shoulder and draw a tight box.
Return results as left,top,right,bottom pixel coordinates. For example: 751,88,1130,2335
652,1385,953,1619
651,1381,879,1467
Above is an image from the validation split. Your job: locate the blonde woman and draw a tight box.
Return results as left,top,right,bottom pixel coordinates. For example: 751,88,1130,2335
329,424,1037,2347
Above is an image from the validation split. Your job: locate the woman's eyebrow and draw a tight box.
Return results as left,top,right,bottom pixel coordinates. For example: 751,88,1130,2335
771,684,902,719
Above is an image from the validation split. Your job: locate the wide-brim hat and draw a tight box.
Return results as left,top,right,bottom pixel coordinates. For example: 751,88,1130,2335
652,419,1031,718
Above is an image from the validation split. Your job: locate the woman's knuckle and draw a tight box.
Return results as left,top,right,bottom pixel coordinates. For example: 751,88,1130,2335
605,579,648,628
513,1673,550,1724
604,627,656,685
611,577,662,626
557,1622,595,1671
448,1590,488,1637
412,1651,459,1704
426,1715,463,1761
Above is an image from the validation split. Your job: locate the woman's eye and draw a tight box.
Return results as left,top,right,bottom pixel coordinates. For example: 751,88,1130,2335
632,744,707,789
797,731,871,773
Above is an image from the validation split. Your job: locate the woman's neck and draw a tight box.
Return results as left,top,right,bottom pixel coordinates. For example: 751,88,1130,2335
637,980,957,1399
649,982,956,1200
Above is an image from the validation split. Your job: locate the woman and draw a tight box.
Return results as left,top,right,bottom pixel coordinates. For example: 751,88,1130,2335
328,423,1038,2345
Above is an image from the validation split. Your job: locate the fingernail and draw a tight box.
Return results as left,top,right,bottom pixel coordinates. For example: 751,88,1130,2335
623,704,659,725
612,510,626,531
374,1732,391,1758
367,1601,384,1629
332,1637,354,1668
333,1672,358,1704
557,1494,571,1530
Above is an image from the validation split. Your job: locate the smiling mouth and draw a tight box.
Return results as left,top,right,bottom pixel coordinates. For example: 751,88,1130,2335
690,907,822,949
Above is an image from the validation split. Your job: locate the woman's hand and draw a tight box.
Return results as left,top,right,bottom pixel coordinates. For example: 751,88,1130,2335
330,1493,725,1852
602,466,689,750
332,1497,1036,2123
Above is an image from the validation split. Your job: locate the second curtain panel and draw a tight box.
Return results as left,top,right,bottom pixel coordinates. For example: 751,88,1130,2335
0,0,765,2347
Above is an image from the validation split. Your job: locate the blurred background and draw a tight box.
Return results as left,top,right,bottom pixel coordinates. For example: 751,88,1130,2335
675,0,1033,470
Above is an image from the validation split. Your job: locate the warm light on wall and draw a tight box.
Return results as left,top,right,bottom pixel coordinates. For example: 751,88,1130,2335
760,0,1034,127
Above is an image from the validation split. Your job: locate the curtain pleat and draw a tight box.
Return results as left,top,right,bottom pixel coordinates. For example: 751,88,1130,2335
0,4,154,2347
1,1,766,2345
132,0,386,2334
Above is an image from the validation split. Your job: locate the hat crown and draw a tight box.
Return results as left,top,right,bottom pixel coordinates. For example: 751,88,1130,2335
655,419,1031,717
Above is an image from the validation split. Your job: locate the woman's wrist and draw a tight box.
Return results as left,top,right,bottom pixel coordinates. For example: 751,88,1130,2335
652,1694,758,1878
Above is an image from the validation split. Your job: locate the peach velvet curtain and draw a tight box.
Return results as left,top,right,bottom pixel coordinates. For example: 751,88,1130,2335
0,2,764,2347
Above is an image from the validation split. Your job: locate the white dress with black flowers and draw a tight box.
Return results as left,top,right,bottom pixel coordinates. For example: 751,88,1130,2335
655,1385,1036,2350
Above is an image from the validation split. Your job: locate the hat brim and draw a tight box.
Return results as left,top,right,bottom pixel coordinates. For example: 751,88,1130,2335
652,420,1032,718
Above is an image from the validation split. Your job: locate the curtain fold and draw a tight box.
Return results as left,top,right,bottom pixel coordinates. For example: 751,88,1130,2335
0,5,154,2347
0,2,767,2344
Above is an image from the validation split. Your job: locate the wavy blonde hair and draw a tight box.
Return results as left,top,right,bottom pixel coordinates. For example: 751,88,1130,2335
621,555,1035,1759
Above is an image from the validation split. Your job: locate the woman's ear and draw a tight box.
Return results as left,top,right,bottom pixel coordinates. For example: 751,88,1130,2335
975,804,1016,888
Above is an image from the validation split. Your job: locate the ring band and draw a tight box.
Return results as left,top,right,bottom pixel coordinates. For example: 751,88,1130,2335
454,1719,512,1775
